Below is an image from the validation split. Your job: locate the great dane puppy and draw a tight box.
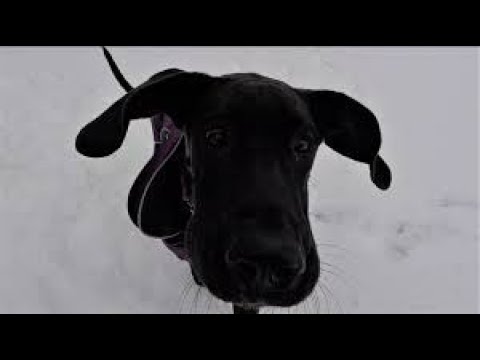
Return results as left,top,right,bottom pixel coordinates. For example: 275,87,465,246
76,48,391,314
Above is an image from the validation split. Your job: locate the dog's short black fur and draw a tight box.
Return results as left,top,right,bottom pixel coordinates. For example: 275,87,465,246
76,48,391,314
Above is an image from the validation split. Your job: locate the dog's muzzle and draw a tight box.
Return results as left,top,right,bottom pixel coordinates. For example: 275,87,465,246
225,234,306,297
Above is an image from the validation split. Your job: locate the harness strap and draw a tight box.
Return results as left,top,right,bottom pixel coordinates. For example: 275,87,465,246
149,114,190,261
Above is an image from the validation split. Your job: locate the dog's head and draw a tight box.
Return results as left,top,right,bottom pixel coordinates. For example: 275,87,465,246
76,69,391,309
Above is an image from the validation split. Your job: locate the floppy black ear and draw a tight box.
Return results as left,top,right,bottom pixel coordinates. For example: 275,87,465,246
299,90,392,190
75,69,215,158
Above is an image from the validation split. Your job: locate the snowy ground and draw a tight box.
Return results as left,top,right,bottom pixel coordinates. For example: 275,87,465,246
0,47,477,313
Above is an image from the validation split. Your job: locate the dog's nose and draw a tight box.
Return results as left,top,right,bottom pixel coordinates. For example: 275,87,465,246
226,239,305,292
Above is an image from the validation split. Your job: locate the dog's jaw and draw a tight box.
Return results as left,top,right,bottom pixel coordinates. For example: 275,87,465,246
233,303,261,314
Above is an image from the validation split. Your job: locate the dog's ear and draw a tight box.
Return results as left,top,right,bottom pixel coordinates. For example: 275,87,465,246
298,89,392,190
75,69,215,158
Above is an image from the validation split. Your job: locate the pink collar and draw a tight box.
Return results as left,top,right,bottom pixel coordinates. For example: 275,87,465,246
150,114,190,261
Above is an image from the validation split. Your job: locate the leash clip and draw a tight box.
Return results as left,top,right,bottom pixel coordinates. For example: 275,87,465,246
155,127,170,144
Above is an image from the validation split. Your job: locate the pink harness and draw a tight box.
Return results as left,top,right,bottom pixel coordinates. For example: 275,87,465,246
148,114,190,261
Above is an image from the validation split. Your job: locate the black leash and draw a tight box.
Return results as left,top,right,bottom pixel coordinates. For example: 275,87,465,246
101,46,133,92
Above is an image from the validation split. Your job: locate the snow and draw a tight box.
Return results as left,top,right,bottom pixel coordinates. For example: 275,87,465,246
0,47,477,313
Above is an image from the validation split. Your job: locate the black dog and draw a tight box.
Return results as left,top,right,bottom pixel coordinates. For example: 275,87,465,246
76,48,391,314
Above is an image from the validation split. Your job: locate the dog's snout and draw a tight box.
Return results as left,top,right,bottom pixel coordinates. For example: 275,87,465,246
226,237,305,293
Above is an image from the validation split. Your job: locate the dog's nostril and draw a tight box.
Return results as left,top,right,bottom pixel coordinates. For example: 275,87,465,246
266,262,302,288
225,237,305,293
234,261,259,284
227,252,304,291
226,253,259,283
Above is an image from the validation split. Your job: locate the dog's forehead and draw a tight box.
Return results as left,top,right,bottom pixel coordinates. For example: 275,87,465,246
198,73,312,131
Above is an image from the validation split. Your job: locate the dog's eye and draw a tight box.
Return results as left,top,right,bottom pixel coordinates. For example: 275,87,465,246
206,129,228,148
293,139,313,155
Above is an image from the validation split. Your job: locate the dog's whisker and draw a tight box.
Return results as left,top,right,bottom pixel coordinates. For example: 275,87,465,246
320,267,358,298
302,301,308,315
198,287,210,314
304,294,315,314
317,248,358,266
211,297,219,314
317,283,332,315
320,279,345,314
177,281,188,312
301,299,309,314
178,277,195,314
206,292,214,314
313,287,324,314
202,289,211,314
195,287,204,314
295,303,303,315
190,286,202,314
312,290,322,314
190,287,199,314
315,242,357,258
321,260,348,274
296,302,303,314
320,266,348,284
319,283,335,315
324,285,341,315
321,260,360,298
305,299,312,314
185,283,196,314
318,247,362,269
185,281,198,314
307,296,317,314
294,305,300,315
318,252,354,265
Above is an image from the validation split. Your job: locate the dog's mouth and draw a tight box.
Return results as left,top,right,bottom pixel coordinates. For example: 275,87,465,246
233,302,262,314
185,211,321,310
191,244,320,309
234,302,263,309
